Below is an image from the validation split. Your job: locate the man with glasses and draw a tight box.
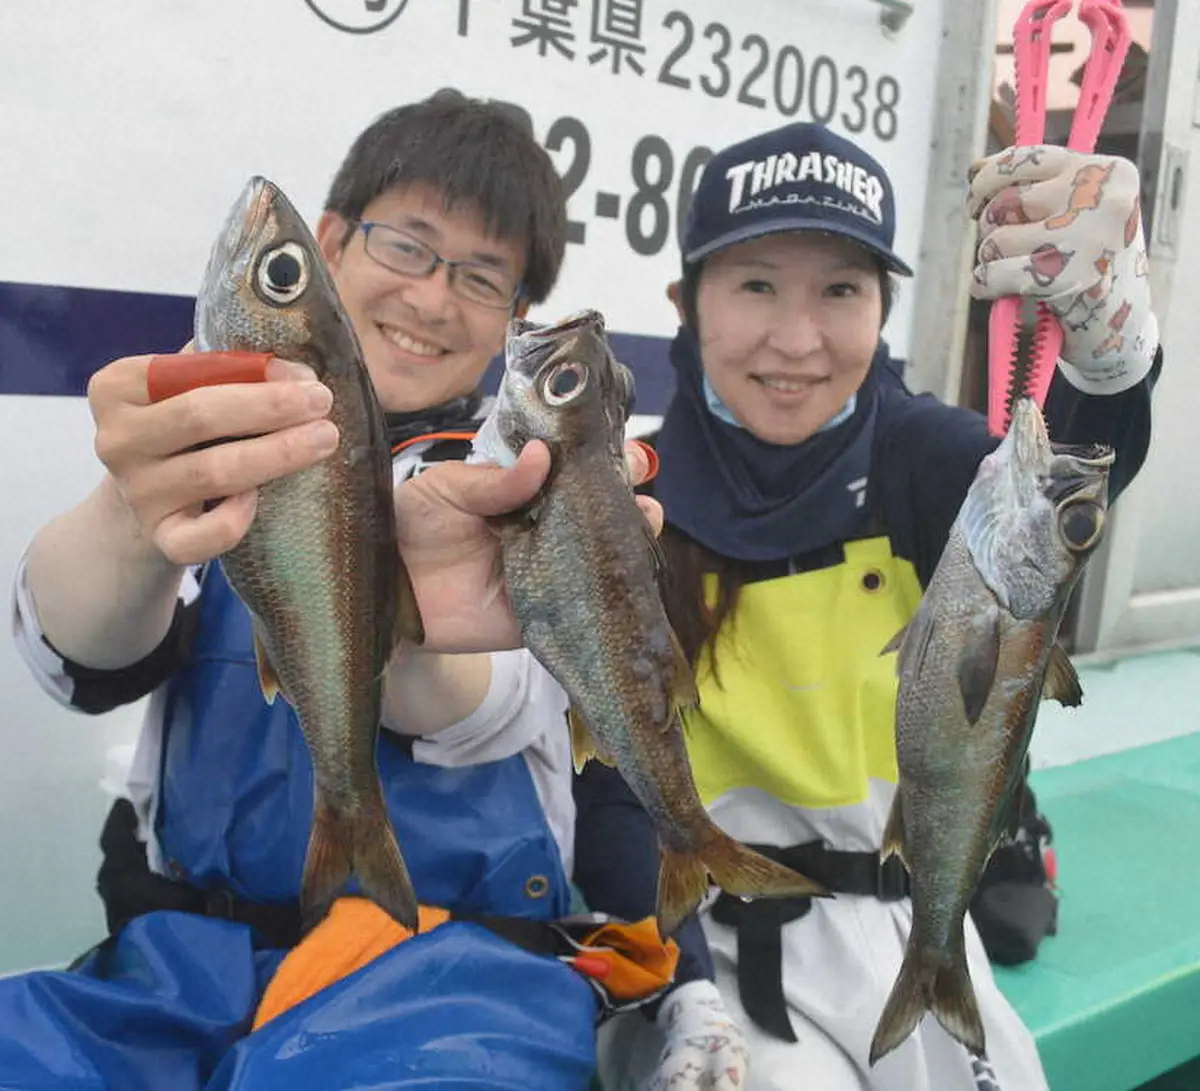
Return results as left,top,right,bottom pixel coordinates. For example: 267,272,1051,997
3,90,742,1091
355,218,522,310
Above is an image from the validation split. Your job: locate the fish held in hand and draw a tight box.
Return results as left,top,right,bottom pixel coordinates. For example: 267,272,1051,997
870,398,1112,1064
194,176,424,932
474,310,827,937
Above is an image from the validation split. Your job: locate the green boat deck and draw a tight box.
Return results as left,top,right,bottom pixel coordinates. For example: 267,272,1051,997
995,729,1200,1091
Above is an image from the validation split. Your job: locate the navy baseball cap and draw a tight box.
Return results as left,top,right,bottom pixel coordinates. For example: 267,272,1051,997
683,122,913,276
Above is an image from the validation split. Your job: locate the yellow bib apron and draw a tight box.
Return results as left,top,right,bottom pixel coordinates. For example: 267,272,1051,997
686,537,922,811
598,536,1049,1091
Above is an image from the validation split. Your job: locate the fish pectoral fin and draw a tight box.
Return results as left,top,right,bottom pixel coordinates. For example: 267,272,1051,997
252,631,284,706
880,791,908,868
568,706,615,773
1043,643,1083,707
957,607,1001,726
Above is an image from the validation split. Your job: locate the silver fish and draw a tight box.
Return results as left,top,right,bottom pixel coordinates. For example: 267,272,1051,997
474,310,827,937
195,176,424,933
870,398,1113,1063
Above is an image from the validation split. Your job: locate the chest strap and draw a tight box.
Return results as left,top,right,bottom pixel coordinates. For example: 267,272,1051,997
710,840,909,1042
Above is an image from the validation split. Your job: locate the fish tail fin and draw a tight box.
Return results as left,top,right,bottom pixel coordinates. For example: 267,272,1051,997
928,942,986,1058
348,794,419,934
656,827,830,937
301,793,419,935
704,829,829,904
656,845,713,939
300,795,354,933
869,936,985,1066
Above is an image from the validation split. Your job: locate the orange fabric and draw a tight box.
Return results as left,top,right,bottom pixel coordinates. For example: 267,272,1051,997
146,352,274,403
572,916,679,1002
252,899,450,1031
252,899,679,1031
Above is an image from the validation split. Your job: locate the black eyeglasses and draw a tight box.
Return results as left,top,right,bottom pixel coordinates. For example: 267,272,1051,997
355,221,522,311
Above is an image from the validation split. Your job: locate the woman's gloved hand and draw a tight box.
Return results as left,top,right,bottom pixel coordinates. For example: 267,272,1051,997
649,980,749,1091
967,144,1158,395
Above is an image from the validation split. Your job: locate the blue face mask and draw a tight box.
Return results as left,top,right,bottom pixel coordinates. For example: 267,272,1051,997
702,374,857,436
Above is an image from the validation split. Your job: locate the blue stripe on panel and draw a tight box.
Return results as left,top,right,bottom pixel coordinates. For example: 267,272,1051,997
0,281,678,413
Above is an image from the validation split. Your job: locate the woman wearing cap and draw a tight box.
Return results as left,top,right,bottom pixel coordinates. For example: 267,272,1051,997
582,121,1159,1091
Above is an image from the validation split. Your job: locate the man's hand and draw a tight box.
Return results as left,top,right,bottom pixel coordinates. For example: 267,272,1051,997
89,350,337,566
650,980,749,1091
394,440,663,654
967,144,1157,395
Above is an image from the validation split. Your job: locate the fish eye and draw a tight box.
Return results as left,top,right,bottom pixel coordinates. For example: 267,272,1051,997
1058,500,1104,552
542,362,588,406
257,243,309,304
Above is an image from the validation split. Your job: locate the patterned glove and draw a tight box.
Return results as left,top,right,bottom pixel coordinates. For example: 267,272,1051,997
966,144,1158,395
650,980,749,1091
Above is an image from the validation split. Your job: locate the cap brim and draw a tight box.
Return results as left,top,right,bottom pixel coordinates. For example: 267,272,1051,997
686,218,914,276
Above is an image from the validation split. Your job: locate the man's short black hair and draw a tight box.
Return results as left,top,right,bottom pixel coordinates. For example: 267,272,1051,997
325,89,566,304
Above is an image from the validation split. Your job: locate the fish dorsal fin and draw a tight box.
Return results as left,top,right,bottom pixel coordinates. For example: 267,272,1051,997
252,630,284,706
1043,643,1083,707
646,520,667,579
568,706,616,774
395,564,426,646
880,624,908,657
880,790,908,869
668,627,700,713
884,609,936,683
957,607,1001,726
